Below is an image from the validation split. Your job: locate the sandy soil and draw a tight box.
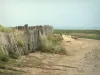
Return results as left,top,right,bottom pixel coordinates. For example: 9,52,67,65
17,35,100,75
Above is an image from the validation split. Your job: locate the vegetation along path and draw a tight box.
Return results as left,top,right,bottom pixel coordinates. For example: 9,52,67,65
13,35,100,75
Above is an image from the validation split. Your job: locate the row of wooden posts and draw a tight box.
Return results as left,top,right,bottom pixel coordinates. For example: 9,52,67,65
0,24,53,56
18,24,53,52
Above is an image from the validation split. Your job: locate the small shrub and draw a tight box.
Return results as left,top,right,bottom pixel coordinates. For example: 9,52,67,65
0,47,9,62
47,36,57,43
53,34,63,41
47,34,63,45
17,40,24,47
9,51,20,59
0,25,12,32
53,45,66,54
41,40,54,52
0,56,9,62
40,35,66,55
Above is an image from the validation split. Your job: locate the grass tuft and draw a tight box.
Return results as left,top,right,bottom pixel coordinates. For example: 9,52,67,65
0,25,12,32
9,51,20,59
40,35,66,55
17,40,25,47
0,47,9,62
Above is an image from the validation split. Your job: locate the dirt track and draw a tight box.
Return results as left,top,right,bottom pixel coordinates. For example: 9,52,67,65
17,35,100,75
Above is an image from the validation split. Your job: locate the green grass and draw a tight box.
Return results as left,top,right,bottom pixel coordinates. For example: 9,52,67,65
0,25,12,32
0,47,9,62
17,40,25,47
40,35,66,54
54,29,100,40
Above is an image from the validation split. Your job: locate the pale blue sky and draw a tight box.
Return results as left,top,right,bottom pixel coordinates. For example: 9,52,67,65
0,0,100,29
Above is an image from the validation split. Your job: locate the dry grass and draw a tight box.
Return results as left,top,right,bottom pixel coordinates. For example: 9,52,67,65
40,35,67,55
0,47,9,62
0,25,12,32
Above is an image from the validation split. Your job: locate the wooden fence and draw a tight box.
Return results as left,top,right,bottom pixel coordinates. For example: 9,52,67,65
24,24,53,52
0,24,53,56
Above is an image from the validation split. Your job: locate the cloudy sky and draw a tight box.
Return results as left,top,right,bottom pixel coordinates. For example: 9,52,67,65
0,0,100,29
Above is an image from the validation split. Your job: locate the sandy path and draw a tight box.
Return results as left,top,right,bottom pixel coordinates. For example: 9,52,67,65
17,35,100,75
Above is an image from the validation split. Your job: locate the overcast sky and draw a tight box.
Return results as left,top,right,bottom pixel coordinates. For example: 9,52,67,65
0,0,100,29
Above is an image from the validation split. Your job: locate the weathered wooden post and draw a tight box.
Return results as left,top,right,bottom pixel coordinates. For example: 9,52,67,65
24,24,31,52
